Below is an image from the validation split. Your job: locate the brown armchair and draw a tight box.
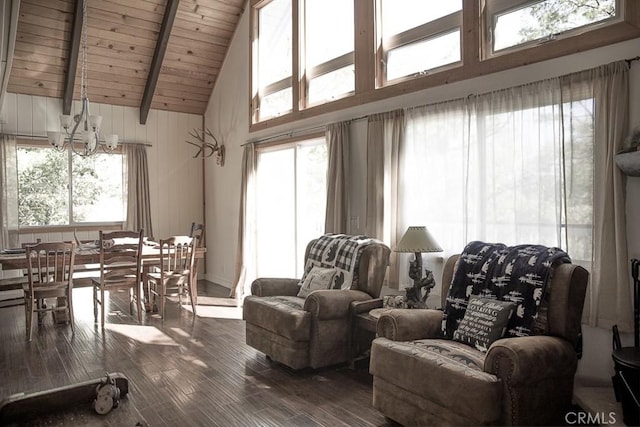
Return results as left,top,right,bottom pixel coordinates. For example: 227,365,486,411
370,254,588,426
243,236,390,370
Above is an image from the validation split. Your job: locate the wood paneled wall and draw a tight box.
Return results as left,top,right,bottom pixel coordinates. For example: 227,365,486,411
0,93,204,246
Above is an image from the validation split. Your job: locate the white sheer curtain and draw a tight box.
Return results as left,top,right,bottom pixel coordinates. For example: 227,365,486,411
401,79,590,256
0,134,18,249
231,142,257,300
398,61,631,329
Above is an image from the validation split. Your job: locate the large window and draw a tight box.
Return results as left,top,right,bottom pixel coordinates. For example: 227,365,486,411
255,137,327,278
486,0,621,55
376,0,462,84
16,142,125,227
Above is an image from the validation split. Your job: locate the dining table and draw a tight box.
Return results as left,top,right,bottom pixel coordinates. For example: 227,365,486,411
0,243,207,319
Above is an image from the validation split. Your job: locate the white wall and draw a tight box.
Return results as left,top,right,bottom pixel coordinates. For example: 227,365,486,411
0,93,204,244
205,6,640,381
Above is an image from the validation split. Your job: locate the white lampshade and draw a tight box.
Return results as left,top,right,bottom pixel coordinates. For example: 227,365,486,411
47,131,63,148
59,115,73,129
395,226,442,253
105,134,118,149
89,114,102,130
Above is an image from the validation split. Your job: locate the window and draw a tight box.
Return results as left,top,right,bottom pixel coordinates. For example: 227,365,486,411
253,0,293,121
377,0,462,84
16,142,125,227
255,137,327,278
249,0,635,129
486,0,621,55
303,0,354,105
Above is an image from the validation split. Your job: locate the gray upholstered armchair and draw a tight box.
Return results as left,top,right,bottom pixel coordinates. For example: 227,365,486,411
243,236,390,370
370,253,589,426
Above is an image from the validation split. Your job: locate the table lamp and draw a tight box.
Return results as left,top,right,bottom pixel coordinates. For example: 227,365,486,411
395,226,443,307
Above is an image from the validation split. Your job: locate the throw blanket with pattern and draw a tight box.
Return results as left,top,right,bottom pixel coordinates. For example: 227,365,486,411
442,241,571,339
299,234,379,291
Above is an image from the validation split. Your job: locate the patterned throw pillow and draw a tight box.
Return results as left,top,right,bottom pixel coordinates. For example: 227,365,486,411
453,296,516,352
383,295,408,308
297,266,337,298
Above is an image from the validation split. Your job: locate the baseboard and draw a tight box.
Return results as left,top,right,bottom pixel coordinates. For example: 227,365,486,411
203,275,232,289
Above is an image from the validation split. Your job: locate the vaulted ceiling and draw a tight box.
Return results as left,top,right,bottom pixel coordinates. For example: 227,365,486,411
7,0,245,121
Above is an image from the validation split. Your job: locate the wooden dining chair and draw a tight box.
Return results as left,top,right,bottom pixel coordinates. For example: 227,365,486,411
147,236,198,319
24,241,77,341
189,222,205,247
92,230,144,329
189,223,205,305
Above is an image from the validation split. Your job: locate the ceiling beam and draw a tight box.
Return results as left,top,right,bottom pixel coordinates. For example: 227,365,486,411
62,0,83,116
140,0,180,124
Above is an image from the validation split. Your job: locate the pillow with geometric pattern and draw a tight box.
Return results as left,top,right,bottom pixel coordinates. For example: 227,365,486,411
297,266,337,298
452,296,516,352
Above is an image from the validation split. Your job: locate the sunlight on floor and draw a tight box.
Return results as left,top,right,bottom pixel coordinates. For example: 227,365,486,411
183,305,243,320
105,324,179,346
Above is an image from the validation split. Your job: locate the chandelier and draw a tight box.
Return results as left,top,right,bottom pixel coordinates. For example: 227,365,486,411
47,0,118,157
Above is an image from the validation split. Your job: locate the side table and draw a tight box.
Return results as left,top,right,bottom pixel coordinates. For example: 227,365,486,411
349,300,395,367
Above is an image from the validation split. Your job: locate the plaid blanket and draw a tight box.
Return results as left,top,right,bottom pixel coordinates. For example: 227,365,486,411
299,234,379,291
442,241,571,339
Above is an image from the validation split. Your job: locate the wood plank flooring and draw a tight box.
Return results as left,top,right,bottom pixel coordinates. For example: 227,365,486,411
0,282,391,426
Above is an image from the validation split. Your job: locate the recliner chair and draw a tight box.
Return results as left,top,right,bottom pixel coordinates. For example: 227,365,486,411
370,253,588,426
243,236,390,370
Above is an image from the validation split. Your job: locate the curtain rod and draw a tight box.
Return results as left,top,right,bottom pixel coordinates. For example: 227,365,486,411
625,55,640,67
243,115,371,146
9,133,152,147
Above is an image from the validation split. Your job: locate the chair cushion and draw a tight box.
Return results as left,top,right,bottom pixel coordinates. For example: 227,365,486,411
453,296,515,352
243,295,311,341
370,338,502,422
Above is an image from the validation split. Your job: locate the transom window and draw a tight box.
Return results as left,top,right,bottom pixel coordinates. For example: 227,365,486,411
249,0,634,128
254,0,293,121
486,0,621,55
303,0,354,105
376,0,462,84
16,142,125,227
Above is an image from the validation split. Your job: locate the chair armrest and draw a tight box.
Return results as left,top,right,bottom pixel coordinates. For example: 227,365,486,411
376,309,443,341
484,335,577,384
350,298,383,315
304,290,372,320
251,278,300,297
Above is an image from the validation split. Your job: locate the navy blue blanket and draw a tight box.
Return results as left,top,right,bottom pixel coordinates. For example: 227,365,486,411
442,241,571,339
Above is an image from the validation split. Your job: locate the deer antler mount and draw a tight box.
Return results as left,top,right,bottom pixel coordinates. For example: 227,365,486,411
186,128,225,166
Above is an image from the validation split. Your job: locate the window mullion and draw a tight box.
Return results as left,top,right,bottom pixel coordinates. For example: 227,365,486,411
354,0,375,93
68,148,74,225
293,0,301,113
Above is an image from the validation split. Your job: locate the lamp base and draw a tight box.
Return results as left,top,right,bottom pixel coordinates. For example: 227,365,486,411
405,253,436,308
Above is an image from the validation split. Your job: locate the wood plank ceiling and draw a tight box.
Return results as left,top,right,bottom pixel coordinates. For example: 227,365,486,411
7,0,245,119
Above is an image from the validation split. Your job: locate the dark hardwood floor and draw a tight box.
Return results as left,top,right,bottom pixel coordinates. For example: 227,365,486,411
0,282,390,426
